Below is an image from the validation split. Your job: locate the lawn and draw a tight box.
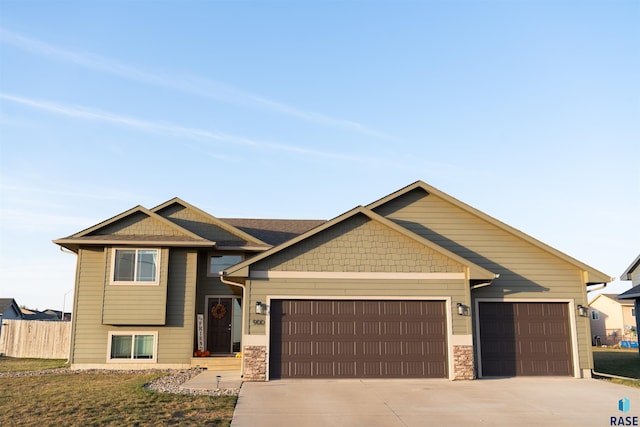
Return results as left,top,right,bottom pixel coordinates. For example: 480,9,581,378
592,348,640,388
0,356,67,372
0,357,237,426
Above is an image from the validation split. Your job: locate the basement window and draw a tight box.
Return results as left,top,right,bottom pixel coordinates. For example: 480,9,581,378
108,332,157,362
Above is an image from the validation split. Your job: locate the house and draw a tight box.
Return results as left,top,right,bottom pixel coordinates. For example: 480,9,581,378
54,181,611,380
617,254,640,354
589,294,636,346
0,298,23,336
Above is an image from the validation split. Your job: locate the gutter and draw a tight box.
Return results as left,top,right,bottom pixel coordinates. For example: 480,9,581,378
218,272,246,378
470,274,501,290
586,283,608,293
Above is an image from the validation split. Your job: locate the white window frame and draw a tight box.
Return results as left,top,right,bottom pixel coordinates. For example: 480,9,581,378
107,331,158,363
591,311,599,320
110,248,160,285
206,253,244,277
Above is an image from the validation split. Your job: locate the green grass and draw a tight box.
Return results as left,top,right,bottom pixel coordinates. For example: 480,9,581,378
0,356,68,372
593,347,640,388
0,358,237,426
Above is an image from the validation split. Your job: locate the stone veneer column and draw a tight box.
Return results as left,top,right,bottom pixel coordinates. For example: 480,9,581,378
453,345,475,380
243,346,267,381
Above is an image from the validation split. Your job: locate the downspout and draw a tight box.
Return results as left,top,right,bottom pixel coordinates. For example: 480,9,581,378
219,272,246,377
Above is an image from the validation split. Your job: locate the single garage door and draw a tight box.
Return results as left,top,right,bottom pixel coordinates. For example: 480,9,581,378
478,302,573,377
270,300,447,379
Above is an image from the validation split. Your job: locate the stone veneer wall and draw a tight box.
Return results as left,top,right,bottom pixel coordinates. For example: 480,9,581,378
453,345,474,380
243,346,267,381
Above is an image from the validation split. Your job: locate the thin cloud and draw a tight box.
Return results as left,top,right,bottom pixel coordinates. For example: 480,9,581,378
0,93,375,162
0,27,390,139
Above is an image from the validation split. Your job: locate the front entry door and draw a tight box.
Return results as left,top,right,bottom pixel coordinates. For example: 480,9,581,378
208,298,232,353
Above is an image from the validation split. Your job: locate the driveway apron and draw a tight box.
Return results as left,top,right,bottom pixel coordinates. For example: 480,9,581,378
231,378,640,427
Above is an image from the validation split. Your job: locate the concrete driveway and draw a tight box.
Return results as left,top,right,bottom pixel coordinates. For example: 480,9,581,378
231,377,640,427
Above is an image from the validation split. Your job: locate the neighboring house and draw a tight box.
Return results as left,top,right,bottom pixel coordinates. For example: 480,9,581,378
21,309,71,321
0,298,23,336
589,294,637,346
55,181,611,380
617,254,640,354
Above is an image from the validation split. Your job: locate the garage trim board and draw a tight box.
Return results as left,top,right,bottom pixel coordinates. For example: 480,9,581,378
474,298,581,379
265,295,455,380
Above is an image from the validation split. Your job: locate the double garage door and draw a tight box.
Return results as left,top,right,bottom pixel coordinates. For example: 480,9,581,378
269,300,574,379
270,300,447,379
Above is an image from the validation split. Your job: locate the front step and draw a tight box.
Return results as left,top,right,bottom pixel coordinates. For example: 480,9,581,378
191,356,241,370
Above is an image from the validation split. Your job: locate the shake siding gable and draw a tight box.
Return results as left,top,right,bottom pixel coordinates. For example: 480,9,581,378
251,213,465,273
93,212,182,237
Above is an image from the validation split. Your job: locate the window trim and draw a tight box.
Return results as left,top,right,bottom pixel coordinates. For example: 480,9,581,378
206,252,244,277
107,331,158,363
110,248,160,286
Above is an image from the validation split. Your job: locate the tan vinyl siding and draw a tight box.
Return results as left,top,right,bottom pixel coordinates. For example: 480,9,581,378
102,248,169,325
374,188,593,370
72,247,109,364
247,278,469,335
252,214,465,273
71,247,197,366
158,248,197,363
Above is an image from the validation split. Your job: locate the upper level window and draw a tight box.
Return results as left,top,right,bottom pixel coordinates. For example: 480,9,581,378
112,249,159,284
208,255,243,276
591,311,599,320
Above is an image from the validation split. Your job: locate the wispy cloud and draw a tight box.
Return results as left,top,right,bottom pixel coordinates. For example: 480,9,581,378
0,27,390,139
0,93,377,162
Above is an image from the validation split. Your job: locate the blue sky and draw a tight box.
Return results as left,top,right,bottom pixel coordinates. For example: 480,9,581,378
0,0,638,311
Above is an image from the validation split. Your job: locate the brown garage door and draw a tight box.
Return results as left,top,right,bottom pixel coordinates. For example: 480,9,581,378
270,300,447,379
478,302,573,377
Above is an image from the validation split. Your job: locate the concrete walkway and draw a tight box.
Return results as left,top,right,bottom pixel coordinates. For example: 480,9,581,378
231,377,640,427
180,370,243,391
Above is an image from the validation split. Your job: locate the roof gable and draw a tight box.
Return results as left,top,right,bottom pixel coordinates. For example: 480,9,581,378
152,198,269,249
225,205,496,280
368,180,612,285
621,254,640,281
54,205,214,251
589,293,634,307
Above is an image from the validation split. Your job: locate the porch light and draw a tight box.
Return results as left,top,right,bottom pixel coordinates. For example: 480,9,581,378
577,304,589,317
456,303,470,316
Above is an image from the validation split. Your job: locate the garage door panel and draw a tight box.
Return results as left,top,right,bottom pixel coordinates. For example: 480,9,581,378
479,302,572,377
270,300,447,378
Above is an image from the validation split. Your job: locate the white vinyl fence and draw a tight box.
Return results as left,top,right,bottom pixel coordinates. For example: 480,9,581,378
0,319,71,359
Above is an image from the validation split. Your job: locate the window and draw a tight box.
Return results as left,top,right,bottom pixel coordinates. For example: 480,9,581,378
112,249,159,284
208,254,243,276
108,332,157,362
591,311,599,320
633,308,636,317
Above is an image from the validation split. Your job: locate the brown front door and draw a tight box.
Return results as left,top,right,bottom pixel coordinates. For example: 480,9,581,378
208,298,232,353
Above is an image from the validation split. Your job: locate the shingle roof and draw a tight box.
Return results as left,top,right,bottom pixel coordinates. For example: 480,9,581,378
220,219,327,246
0,298,20,315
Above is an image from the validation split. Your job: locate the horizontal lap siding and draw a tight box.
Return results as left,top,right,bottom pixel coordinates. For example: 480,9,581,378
72,247,196,366
374,189,591,370
102,248,169,325
248,278,468,335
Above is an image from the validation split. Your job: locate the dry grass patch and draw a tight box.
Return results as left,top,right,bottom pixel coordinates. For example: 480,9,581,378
0,356,67,372
0,371,236,426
